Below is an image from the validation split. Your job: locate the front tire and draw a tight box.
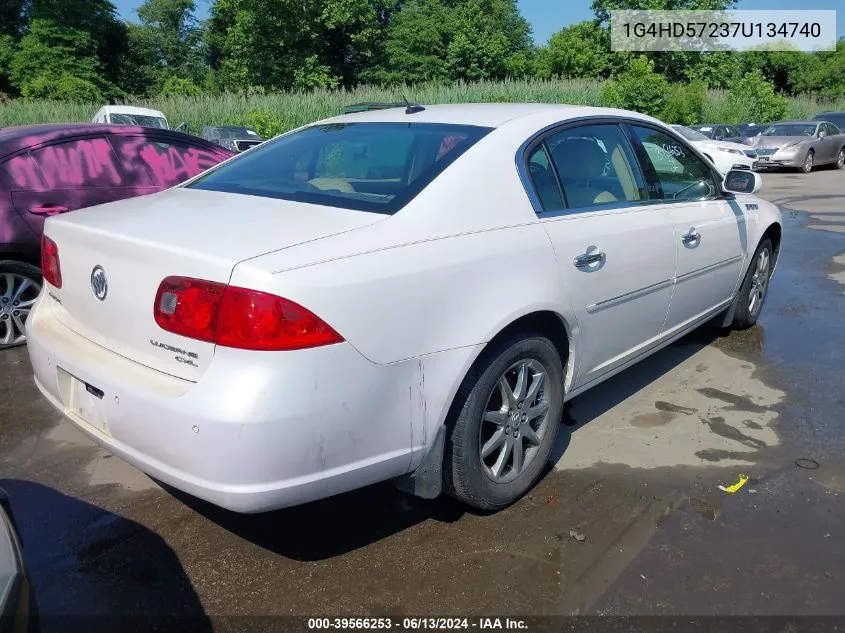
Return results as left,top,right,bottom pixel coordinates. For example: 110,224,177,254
0,261,42,350
835,147,845,170
444,333,564,511
801,150,814,173
731,239,773,330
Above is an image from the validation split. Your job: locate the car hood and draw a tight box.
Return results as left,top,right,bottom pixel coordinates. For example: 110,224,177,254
754,136,810,149
698,139,750,151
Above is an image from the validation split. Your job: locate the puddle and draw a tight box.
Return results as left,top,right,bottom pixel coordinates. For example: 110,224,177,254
555,347,783,470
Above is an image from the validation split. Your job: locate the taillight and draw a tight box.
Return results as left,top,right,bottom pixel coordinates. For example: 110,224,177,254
153,276,344,351
41,235,62,288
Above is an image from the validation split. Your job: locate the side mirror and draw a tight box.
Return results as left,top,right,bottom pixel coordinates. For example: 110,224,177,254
723,170,762,195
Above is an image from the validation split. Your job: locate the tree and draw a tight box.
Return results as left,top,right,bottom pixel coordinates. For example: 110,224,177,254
534,21,612,79
118,0,206,96
591,0,736,26
27,0,127,86
8,19,116,99
601,54,669,117
726,70,788,123
378,0,534,84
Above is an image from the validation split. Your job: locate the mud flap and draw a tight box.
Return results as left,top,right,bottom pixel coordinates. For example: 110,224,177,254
392,425,446,499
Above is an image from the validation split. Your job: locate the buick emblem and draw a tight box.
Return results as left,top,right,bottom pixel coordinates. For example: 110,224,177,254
90,266,108,301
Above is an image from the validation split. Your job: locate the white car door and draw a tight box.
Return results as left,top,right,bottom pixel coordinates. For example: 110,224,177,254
525,122,676,387
627,124,744,335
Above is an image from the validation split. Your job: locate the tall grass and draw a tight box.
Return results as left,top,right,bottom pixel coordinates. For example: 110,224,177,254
2,78,845,134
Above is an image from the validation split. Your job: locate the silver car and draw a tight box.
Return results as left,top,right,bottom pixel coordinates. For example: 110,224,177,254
753,120,845,173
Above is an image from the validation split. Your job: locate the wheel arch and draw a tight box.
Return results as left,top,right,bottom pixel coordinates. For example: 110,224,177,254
761,221,782,270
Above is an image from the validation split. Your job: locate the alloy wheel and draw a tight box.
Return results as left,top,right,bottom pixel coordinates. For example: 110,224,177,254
0,272,41,347
748,248,770,316
479,358,553,484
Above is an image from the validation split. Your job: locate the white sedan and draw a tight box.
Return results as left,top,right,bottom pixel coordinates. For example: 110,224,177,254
672,125,758,174
26,104,781,513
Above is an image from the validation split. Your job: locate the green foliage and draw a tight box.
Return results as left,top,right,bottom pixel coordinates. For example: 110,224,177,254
591,0,737,26
534,21,611,80
8,19,118,99
160,75,202,96
661,80,706,124
601,55,668,117
246,108,285,138
378,0,534,84
21,72,104,102
725,70,788,124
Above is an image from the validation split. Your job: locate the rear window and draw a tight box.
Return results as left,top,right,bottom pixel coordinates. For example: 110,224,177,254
187,122,492,214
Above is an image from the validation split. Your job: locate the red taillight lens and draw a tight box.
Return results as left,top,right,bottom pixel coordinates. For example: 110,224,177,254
153,276,344,351
154,277,226,342
41,235,62,288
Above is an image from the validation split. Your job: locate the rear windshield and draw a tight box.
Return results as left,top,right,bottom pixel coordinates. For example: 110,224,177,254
187,122,492,214
111,113,168,128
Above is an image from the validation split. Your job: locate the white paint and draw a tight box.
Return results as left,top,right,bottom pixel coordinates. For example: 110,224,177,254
27,103,783,512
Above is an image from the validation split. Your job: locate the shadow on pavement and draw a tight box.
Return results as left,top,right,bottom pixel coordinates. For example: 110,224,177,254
167,479,468,563
0,479,210,633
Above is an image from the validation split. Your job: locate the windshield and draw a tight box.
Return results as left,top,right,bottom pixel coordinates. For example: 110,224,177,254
110,113,168,128
213,127,262,139
673,126,710,141
762,124,816,137
188,122,492,214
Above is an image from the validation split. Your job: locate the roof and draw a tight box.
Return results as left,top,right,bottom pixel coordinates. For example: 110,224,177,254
314,103,659,129
0,123,226,160
95,105,166,117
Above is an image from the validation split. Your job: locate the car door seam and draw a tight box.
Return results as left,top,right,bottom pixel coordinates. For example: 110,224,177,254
675,254,743,284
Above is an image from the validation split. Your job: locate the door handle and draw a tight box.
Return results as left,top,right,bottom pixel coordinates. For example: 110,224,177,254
28,205,69,216
681,228,701,245
573,251,605,269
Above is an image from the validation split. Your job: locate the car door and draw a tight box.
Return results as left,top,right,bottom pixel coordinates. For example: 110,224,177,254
627,124,745,336
525,122,676,386
822,123,840,162
8,136,130,237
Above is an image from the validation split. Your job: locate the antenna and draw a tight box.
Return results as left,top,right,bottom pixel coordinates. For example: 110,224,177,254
402,95,426,115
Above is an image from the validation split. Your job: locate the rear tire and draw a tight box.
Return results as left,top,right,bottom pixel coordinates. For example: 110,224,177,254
0,260,42,350
731,239,773,330
444,333,564,511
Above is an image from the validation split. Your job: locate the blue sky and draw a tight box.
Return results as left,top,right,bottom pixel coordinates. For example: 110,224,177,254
112,0,842,46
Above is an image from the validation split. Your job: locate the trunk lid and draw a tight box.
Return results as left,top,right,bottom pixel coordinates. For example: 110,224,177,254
44,188,385,380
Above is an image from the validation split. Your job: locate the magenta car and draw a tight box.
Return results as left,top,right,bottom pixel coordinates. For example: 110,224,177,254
0,123,234,349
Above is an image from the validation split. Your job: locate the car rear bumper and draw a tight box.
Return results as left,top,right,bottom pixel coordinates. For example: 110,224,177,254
25,294,471,513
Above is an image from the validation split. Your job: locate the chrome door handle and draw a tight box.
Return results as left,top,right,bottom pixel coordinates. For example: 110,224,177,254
573,251,605,269
682,228,701,245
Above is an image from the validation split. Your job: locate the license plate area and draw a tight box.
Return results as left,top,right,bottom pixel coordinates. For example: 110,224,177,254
57,367,110,437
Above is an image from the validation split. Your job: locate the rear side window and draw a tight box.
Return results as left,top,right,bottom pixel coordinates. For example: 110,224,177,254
29,137,123,189
529,123,647,210
0,153,46,191
188,122,492,214
109,136,227,188
629,125,718,201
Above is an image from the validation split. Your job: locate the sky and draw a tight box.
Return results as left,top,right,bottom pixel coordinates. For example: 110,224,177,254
111,0,843,46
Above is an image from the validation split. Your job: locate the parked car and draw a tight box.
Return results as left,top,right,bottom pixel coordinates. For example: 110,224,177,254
0,488,34,631
26,104,781,513
690,124,750,145
812,111,845,131
671,125,758,175
737,123,767,139
0,123,234,349
752,120,845,173
200,125,265,153
93,105,168,129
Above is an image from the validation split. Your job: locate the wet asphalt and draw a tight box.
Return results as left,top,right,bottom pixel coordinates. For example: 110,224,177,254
1,168,844,628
